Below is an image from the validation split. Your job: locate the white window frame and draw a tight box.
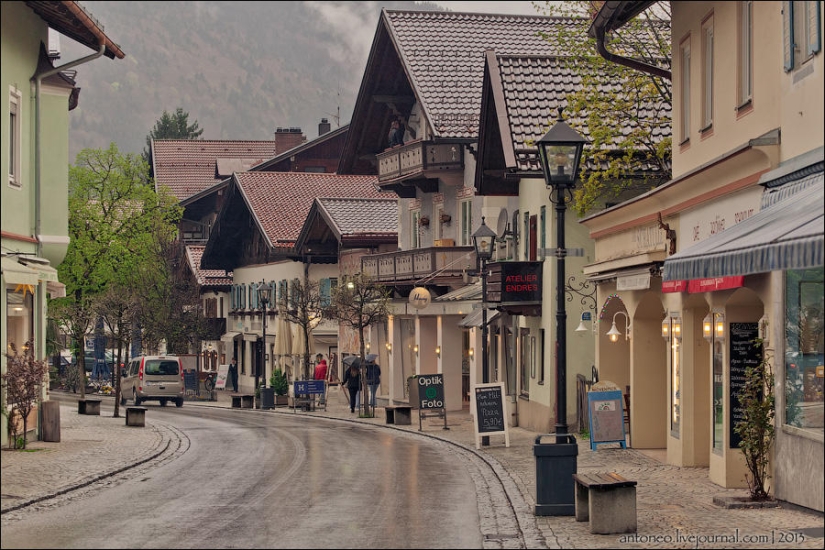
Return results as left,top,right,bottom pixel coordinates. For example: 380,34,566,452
738,1,753,107
701,15,714,130
784,1,823,71
411,209,421,249
9,87,22,189
434,204,443,241
459,199,472,246
680,38,691,143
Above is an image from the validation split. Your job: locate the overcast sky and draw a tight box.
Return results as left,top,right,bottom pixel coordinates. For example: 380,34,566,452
425,1,543,15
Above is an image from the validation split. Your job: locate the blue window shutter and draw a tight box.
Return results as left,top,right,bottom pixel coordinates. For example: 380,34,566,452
807,0,821,54
320,278,331,307
783,1,795,71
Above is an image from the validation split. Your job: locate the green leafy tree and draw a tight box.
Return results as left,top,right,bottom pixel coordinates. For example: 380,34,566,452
536,1,672,216
142,107,204,170
324,273,393,417
53,144,182,399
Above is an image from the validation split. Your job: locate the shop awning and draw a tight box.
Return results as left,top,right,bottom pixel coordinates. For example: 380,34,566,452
435,282,482,301
458,308,500,328
1,257,40,286
663,181,823,281
220,331,241,342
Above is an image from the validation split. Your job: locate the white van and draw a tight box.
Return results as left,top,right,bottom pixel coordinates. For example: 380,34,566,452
121,355,184,407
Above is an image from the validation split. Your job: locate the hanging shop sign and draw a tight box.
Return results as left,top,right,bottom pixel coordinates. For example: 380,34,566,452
409,287,431,309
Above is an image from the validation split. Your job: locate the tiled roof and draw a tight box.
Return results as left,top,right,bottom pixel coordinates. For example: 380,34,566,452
235,172,394,250
185,245,232,286
491,54,670,172
316,198,398,238
153,140,278,201
384,10,584,139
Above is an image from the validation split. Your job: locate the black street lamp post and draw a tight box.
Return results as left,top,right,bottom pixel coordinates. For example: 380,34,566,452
472,217,496,447
257,281,271,395
533,107,586,516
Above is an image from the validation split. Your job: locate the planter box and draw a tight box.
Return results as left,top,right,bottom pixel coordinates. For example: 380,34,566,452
275,395,289,406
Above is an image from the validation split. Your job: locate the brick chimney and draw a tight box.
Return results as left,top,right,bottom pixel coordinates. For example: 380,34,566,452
318,118,331,137
274,127,305,155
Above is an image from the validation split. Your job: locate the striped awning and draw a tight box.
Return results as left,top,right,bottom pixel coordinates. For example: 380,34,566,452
2,257,40,286
663,176,823,281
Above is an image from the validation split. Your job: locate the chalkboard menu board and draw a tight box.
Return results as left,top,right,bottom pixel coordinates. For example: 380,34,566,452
729,322,760,449
184,370,197,392
472,382,510,449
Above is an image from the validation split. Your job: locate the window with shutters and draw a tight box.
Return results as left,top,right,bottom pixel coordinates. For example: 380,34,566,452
738,1,753,108
540,206,546,260
8,87,21,189
784,1,822,72
701,14,714,131
523,210,530,260
679,36,691,144
459,199,473,246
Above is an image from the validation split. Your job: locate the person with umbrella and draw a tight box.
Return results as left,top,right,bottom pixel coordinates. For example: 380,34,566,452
342,355,361,414
365,353,381,410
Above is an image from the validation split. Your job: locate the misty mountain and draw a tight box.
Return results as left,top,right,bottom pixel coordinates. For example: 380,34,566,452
62,1,444,162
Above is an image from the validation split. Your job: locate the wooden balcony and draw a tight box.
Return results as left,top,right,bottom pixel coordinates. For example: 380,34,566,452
362,246,476,286
376,140,464,195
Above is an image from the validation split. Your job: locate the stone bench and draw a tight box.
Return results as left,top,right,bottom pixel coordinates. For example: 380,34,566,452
78,398,101,416
126,406,147,427
385,406,412,425
231,394,255,409
573,472,637,534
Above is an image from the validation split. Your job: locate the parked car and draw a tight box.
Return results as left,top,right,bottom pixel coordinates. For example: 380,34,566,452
121,355,184,407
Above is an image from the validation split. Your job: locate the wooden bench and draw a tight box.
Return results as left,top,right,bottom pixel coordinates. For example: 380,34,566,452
126,406,147,427
78,398,101,416
231,394,255,409
573,472,637,534
385,406,412,425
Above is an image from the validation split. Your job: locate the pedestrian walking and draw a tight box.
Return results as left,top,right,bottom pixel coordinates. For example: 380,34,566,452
314,354,329,405
342,357,361,413
365,354,381,409
228,356,239,393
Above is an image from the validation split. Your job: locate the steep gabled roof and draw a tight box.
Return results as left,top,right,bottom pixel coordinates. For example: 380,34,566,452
294,197,398,258
339,9,586,174
26,1,125,59
476,52,670,193
152,139,278,202
201,172,396,270
185,245,232,287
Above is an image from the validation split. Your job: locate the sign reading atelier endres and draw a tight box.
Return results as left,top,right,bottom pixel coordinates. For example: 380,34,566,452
472,382,510,449
729,322,760,449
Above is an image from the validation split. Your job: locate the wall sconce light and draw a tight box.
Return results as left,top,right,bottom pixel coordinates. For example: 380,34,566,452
365,342,370,353
468,347,474,358
413,344,419,355
386,342,392,353
575,311,595,333
715,313,725,340
661,318,670,340
607,311,631,343
672,317,681,339
703,312,726,341
435,345,441,358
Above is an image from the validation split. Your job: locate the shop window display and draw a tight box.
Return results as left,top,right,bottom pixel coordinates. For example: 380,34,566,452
784,268,824,430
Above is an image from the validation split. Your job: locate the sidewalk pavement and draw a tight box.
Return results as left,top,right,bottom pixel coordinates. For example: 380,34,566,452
2,388,822,549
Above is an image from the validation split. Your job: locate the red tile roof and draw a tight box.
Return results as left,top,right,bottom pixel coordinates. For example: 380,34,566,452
153,140,278,201
185,245,232,286
234,172,394,250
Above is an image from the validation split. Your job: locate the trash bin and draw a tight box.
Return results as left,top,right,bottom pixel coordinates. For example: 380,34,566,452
534,433,578,516
260,387,275,410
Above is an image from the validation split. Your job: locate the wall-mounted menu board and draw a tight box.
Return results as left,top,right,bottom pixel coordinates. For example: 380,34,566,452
729,322,760,449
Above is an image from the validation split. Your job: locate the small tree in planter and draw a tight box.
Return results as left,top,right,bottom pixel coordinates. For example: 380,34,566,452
733,340,775,501
2,340,49,449
271,368,289,402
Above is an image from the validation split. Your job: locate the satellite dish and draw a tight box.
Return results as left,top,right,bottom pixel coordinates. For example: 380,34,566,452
496,209,509,237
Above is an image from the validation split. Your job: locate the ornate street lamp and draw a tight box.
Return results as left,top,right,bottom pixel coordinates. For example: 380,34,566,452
534,107,586,517
472,216,496,446
257,281,271,394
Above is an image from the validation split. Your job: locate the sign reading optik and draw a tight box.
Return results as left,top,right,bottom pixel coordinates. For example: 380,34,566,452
416,374,444,409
